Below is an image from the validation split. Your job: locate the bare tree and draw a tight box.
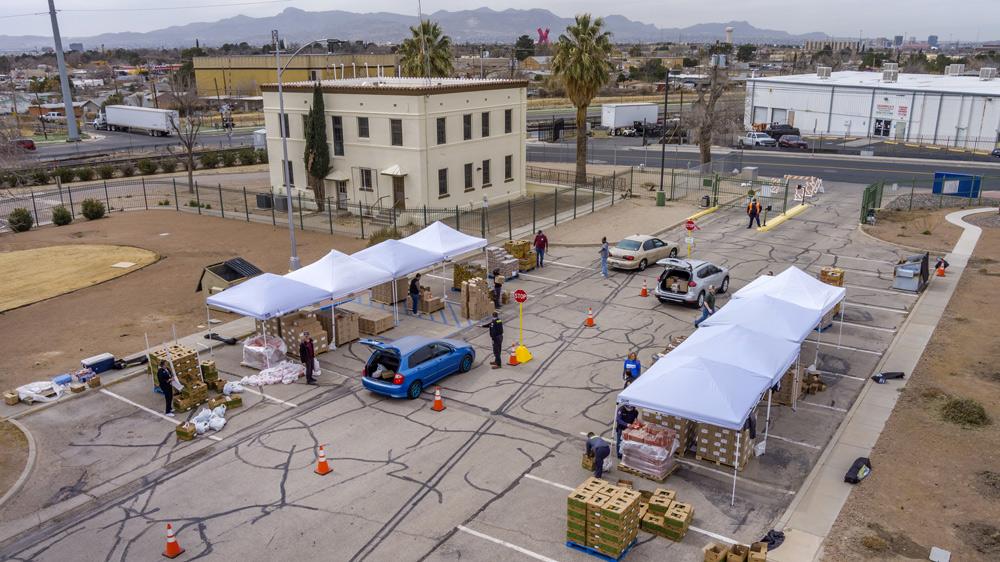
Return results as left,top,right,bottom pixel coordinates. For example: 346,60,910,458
688,66,741,165
168,73,202,193
0,117,29,187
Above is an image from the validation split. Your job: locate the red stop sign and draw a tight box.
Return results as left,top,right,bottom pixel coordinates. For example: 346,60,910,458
513,289,528,303
685,219,697,231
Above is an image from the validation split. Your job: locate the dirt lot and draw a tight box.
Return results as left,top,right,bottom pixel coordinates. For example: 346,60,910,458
0,421,28,498
0,211,365,390
824,211,1000,561
863,208,965,254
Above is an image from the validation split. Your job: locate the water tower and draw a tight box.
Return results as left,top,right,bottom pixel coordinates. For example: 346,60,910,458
725,26,734,44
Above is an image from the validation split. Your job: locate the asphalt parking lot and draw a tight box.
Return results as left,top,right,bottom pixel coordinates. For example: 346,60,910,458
0,183,919,561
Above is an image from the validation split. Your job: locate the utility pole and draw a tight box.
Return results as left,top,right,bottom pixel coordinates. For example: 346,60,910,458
8,79,20,132
657,72,669,191
47,0,79,142
273,29,300,271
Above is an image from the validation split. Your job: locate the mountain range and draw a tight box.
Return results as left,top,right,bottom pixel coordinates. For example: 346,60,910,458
0,7,831,52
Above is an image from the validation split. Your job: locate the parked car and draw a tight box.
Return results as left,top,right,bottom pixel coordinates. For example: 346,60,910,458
360,336,475,399
992,147,1000,158
765,124,800,140
738,132,777,148
608,235,680,271
40,112,65,122
778,135,809,149
653,258,730,308
11,138,36,151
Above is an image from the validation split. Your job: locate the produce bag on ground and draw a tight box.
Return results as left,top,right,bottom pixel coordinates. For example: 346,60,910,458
239,360,305,386
223,382,244,395
242,334,287,370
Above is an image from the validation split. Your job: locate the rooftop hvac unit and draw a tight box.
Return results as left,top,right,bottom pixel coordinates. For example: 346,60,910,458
882,62,899,72
882,69,899,83
817,66,832,79
980,67,998,81
946,64,966,76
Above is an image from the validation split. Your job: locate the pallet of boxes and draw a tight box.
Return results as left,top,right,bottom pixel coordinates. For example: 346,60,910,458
618,422,680,482
418,284,445,314
256,311,332,358
371,278,408,305
148,344,207,414
694,412,756,470
459,276,494,320
640,488,695,543
641,409,696,457
453,263,486,291
817,266,844,329
504,239,536,273
704,541,767,562
566,478,641,560
486,245,520,280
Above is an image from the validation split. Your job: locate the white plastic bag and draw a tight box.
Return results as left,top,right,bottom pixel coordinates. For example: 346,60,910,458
193,408,212,424
170,374,184,392
603,456,614,472
212,405,227,418
194,420,210,434
313,358,321,377
208,416,226,431
222,381,244,396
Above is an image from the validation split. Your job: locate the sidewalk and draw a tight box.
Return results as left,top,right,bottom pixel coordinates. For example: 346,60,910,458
770,208,991,562
543,197,696,246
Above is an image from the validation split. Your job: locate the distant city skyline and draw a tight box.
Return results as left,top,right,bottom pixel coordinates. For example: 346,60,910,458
1,0,995,42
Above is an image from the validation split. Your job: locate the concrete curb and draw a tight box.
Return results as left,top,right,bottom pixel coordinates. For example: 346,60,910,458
686,206,720,221
2,366,148,422
0,419,36,510
756,204,809,232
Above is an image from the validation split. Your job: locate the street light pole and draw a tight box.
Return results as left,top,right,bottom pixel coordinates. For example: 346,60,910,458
273,29,300,271
47,0,79,142
657,73,669,192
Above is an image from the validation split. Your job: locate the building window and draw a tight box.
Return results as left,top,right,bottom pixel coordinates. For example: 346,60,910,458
504,154,513,181
357,116,369,138
360,168,373,191
390,119,403,146
438,168,449,198
464,163,474,191
309,70,319,82
463,114,472,140
280,113,290,138
331,116,344,156
437,117,446,145
482,159,491,187
481,111,490,137
505,109,512,134
284,160,294,187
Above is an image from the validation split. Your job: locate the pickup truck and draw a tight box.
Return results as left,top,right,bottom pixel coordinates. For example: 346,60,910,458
738,132,777,148
765,124,800,140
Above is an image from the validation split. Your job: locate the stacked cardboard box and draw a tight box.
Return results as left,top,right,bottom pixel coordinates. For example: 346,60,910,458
453,263,486,290
819,266,844,316
356,309,394,336
694,419,753,470
372,278,409,304
641,491,694,542
175,422,197,441
201,360,225,393
566,478,641,558
704,542,765,562
283,312,329,359
418,285,445,314
504,240,536,273
802,372,827,395
148,344,208,413
460,277,494,320
774,363,800,407
4,390,19,406
486,246,520,279
334,310,361,346
641,411,696,456
704,543,729,562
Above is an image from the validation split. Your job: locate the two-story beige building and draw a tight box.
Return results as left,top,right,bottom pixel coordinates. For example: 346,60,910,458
260,78,528,212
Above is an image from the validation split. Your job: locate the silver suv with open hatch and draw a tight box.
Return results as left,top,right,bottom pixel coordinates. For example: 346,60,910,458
653,258,730,307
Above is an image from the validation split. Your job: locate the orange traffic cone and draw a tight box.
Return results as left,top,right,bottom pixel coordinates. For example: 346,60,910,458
936,265,945,277
163,523,185,559
508,344,519,366
585,307,595,327
640,280,648,297
432,387,446,411
314,445,332,475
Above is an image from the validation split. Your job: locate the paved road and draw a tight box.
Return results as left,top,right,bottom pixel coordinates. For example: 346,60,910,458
528,140,1000,184
30,128,257,162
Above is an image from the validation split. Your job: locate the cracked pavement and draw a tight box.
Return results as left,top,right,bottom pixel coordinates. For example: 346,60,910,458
0,182,919,561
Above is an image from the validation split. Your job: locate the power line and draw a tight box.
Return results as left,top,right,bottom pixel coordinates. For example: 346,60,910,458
61,0,294,13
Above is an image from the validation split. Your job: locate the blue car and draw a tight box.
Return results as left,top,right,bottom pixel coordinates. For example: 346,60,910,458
360,336,476,399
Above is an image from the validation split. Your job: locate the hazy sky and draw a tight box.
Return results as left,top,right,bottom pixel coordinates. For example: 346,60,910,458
2,0,995,40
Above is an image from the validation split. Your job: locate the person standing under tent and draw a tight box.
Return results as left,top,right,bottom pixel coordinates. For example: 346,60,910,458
694,285,717,327
300,331,317,385
747,198,762,229
622,352,641,388
615,404,638,459
481,311,504,369
599,237,610,278
156,360,175,417
409,273,421,315
492,268,504,309
586,432,612,478
533,230,548,268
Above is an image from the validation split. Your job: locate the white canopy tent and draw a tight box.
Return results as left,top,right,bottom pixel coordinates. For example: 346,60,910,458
285,249,394,300
398,221,488,298
206,273,331,320
733,266,845,316
700,295,820,343
667,324,801,385
352,240,442,324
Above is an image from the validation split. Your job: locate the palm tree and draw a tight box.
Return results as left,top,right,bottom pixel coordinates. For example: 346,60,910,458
552,14,613,183
399,20,453,78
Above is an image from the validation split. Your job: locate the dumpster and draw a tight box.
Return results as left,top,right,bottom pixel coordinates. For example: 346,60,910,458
892,253,929,293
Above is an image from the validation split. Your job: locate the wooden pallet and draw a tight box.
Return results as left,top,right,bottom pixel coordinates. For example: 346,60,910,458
565,539,637,562
694,454,748,471
616,462,677,483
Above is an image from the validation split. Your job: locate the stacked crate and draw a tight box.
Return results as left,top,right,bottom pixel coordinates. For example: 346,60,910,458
334,310,360,346
372,278,409,304
641,488,694,542
819,266,845,318
774,363,800,407
148,344,207,413
566,478,640,558
460,277,494,320
504,240,536,273
284,312,329,358
486,246,519,279
694,417,754,470
200,360,224,393
641,411,696,456
418,285,445,314
453,263,486,291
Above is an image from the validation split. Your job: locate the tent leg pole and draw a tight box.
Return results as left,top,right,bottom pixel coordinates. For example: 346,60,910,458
793,355,800,412
764,390,772,447
330,304,337,351
731,432,740,507
838,305,845,347
393,280,399,326
263,324,270,369
206,307,214,358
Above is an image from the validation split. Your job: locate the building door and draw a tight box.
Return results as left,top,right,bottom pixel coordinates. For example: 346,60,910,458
771,108,788,124
894,122,906,140
873,119,892,137
392,176,405,210
752,106,768,125
335,180,348,210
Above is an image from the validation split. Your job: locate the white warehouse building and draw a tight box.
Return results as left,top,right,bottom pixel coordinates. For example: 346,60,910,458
261,77,528,213
745,69,1000,151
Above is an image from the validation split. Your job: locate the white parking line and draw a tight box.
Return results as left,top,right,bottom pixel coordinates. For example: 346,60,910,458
834,320,896,333
519,273,565,283
100,389,223,442
846,301,908,314
846,283,916,296
547,261,590,270
805,340,883,356
672,458,797,495
766,434,822,450
816,369,867,382
456,526,560,562
799,400,849,413
524,473,574,491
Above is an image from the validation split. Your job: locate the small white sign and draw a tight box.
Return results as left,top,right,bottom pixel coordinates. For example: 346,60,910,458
685,237,695,244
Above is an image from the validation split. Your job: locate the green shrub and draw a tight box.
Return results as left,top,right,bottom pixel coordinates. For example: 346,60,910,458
119,163,135,177
221,151,237,167
366,227,403,247
55,167,75,183
204,203,212,209
942,397,992,427
31,169,49,184
7,207,33,232
137,159,158,175
199,152,220,169
255,149,268,163
75,168,96,182
160,160,178,173
238,147,257,165
97,164,116,179
158,199,171,206
51,205,72,226
81,198,106,220
188,199,201,208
